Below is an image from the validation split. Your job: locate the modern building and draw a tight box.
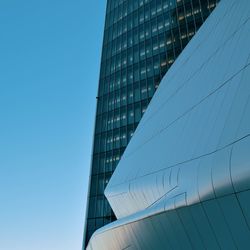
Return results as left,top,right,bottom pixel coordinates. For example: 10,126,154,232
86,0,250,249
83,0,219,248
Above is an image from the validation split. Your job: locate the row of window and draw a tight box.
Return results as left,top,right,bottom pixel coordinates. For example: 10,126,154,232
106,0,200,28
103,8,204,58
97,80,154,113
88,195,113,219
106,0,151,21
106,0,217,22
104,1,210,45
92,154,120,175
92,146,127,176
89,173,113,196
95,99,149,133
100,36,192,83
99,53,173,98
94,127,134,153
94,111,147,153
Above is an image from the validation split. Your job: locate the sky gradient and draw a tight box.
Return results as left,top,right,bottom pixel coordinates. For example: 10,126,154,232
0,0,106,249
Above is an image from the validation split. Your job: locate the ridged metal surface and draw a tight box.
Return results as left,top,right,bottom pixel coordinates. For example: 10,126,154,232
87,0,250,249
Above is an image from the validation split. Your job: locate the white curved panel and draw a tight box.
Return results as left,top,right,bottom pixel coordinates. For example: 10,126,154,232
105,0,250,219
87,0,250,249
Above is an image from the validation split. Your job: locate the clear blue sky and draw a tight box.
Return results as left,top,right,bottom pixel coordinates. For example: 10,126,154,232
0,1,106,249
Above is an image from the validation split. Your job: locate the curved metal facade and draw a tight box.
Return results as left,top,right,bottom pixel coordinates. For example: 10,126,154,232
87,0,250,249
84,0,219,247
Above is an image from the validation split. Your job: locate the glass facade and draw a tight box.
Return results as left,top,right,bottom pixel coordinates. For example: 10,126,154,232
84,0,219,248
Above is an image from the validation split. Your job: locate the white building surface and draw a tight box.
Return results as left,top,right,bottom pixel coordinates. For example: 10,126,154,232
87,0,250,249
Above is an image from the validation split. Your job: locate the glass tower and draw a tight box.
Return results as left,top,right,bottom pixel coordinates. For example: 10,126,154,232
84,0,219,248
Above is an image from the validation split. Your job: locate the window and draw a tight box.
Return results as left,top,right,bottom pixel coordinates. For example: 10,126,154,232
128,105,134,124
141,80,147,100
135,103,141,122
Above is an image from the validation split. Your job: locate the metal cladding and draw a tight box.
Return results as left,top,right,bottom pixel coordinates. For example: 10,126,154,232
87,0,250,249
